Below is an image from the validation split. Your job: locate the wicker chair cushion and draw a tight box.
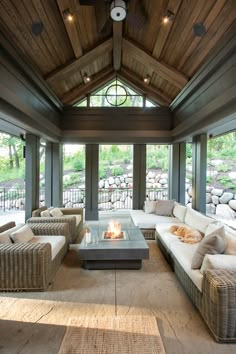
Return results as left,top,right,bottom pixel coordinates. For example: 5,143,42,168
31,235,66,260
200,254,236,274
50,207,64,217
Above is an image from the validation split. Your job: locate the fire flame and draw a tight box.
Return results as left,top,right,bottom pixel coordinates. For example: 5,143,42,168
107,221,121,238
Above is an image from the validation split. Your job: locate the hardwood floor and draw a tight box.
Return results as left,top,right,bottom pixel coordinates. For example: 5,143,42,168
0,241,235,353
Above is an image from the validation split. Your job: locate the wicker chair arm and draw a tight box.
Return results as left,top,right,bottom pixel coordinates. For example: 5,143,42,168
0,243,51,291
202,269,236,342
29,222,70,243
0,221,16,233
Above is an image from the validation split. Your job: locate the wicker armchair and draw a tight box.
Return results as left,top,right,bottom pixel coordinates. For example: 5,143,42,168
0,222,69,291
28,206,84,243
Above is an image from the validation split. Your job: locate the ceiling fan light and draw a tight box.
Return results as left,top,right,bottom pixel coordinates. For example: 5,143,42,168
110,0,126,22
62,9,74,22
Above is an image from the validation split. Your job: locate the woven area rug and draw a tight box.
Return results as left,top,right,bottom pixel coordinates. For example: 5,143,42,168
58,316,166,354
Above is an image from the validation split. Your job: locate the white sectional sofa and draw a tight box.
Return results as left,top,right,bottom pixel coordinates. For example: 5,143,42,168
130,202,236,343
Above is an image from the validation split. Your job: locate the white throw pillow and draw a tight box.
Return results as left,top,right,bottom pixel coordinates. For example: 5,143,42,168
144,201,157,214
200,254,236,274
40,209,51,217
50,208,63,217
0,223,25,244
10,225,35,243
173,203,187,222
184,207,213,234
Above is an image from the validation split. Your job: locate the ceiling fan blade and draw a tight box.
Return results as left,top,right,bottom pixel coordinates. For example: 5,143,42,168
78,0,97,5
126,0,148,27
100,17,113,36
94,0,112,35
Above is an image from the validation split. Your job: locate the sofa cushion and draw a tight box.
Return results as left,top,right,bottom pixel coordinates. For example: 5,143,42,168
191,226,226,269
155,199,175,216
173,203,187,222
30,235,66,260
10,224,35,243
40,209,51,217
200,254,236,274
50,207,63,217
130,210,180,229
170,242,203,292
0,223,24,244
184,207,213,234
156,223,185,249
69,214,81,227
144,201,157,214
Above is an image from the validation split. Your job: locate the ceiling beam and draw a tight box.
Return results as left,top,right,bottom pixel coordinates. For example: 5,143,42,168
46,38,113,86
119,68,172,106
113,22,123,72
152,0,182,59
62,67,115,105
123,38,188,90
57,0,83,58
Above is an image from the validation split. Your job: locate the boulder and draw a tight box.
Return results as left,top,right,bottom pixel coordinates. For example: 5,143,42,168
115,177,120,186
211,188,223,197
212,195,219,205
99,179,104,188
119,176,124,183
104,181,110,189
206,203,216,214
219,192,234,204
229,172,236,179
206,193,212,204
188,186,193,197
108,177,115,185
210,159,224,166
159,178,167,185
146,183,153,189
125,177,133,184
229,199,236,211
216,204,236,219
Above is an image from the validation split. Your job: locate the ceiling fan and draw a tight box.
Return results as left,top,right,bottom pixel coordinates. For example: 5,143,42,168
78,0,148,35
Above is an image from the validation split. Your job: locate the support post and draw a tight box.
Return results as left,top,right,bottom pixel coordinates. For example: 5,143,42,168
192,134,207,213
169,143,186,204
45,142,63,207
133,144,146,209
25,134,40,220
85,144,99,220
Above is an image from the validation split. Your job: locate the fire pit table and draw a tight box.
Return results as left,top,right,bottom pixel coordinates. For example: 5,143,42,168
80,220,149,270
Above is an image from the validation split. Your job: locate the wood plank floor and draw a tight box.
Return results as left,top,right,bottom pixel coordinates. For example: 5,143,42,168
0,241,235,354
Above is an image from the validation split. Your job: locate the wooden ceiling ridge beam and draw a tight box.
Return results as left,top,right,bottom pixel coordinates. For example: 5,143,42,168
62,67,115,105
56,0,82,58
113,22,123,72
46,38,113,85
119,68,172,107
123,38,188,90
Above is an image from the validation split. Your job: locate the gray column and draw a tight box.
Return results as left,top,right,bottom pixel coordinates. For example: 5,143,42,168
169,143,186,204
25,134,40,220
133,144,146,209
192,134,207,213
85,144,99,220
45,142,63,207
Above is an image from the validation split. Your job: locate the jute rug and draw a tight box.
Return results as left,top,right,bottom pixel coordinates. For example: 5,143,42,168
58,316,166,354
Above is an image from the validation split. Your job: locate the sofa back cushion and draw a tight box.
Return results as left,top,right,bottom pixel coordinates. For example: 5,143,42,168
144,201,157,214
173,203,187,222
10,225,35,243
184,207,213,234
32,206,47,217
41,209,51,217
0,223,25,244
155,199,175,216
200,254,236,274
224,225,236,255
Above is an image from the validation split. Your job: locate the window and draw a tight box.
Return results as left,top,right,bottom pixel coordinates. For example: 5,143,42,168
74,79,159,108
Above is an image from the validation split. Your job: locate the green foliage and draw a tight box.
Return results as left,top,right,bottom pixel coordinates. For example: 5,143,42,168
111,166,124,176
72,159,84,171
217,176,235,190
99,166,109,179
63,173,80,188
206,176,213,184
216,164,232,172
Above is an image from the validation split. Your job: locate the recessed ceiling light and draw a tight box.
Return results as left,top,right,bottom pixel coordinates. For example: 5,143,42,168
31,22,44,36
62,9,74,22
193,23,206,37
163,10,174,24
143,75,150,84
84,74,91,83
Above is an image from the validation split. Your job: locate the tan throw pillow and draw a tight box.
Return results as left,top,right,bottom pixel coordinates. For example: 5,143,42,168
50,207,63,217
155,199,175,216
191,226,226,269
40,209,51,217
144,201,157,214
10,224,34,243
0,223,25,244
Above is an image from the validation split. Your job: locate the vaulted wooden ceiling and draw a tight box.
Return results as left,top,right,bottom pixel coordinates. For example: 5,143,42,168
0,0,235,107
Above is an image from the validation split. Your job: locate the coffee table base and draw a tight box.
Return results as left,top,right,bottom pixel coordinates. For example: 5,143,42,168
83,259,142,270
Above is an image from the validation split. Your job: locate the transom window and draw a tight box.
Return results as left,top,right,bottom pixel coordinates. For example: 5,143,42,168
74,79,158,108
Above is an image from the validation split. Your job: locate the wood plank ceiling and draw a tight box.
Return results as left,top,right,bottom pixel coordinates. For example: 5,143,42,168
0,0,235,107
